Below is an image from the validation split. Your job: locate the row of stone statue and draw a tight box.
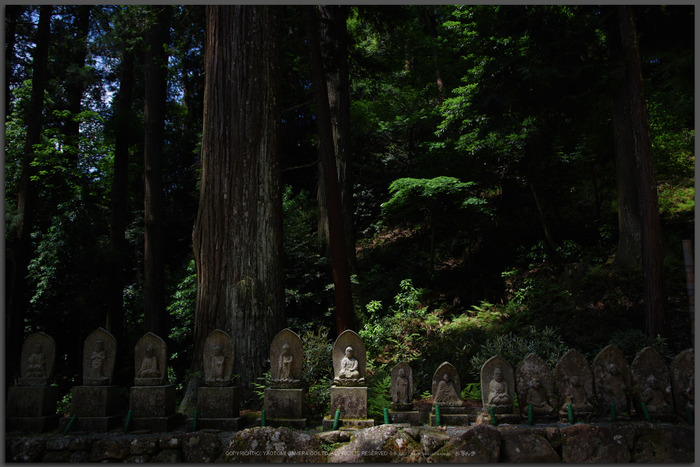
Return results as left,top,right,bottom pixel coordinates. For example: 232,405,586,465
8,327,695,431
423,346,694,423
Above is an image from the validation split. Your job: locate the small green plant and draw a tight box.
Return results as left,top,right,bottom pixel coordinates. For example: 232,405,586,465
461,382,481,401
300,325,333,417
367,372,392,421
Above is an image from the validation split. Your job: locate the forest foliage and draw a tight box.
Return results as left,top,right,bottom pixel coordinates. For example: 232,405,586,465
4,5,694,417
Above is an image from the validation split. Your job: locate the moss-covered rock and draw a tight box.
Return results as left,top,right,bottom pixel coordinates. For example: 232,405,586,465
222,426,327,463
428,424,501,463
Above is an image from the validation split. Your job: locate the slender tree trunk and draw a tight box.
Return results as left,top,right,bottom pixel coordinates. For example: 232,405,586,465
5,5,22,120
616,6,668,338
189,5,284,406
143,6,170,337
6,5,52,384
63,6,91,170
318,5,356,273
306,6,355,334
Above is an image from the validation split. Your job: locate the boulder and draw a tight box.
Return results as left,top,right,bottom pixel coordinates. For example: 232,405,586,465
9,438,46,462
151,449,183,463
222,426,327,463
500,427,560,462
317,429,353,444
89,436,131,461
129,434,159,455
560,424,631,463
327,424,425,463
428,423,501,463
418,428,451,456
182,431,222,463
632,424,694,463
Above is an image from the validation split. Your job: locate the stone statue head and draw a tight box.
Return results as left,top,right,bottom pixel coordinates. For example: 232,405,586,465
345,346,355,359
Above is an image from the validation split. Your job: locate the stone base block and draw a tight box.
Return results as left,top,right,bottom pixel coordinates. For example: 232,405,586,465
59,414,122,433
330,386,367,419
189,416,243,431
257,418,307,429
430,413,470,426
72,385,121,417
431,406,470,426
130,414,180,432
322,416,375,430
7,415,59,433
387,410,421,426
263,388,304,419
7,386,60,418
197,386,240,419
129,385,175,418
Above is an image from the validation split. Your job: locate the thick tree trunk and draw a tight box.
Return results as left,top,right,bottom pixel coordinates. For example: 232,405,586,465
615,6,668,338
318,5,356,273
6,5,52,384
107,47,135,383
609,10,642,270
143,6,170,337
306,6,355,334
190,5,285,404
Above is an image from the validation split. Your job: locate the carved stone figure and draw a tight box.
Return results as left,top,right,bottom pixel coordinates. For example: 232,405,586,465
555,349,594,416
203,330,234,386
516,353,555,416
332,330,366,386
390,363,413,410
83,328,116,386
270,328,302,388
671,348,694,416
593,345,631,413
560,375,594,414
481,356,514,414
134,332,168,386
432,362,462,406
394,369,410,405
19,333,56,387
488,368,512,410
631,346,672,416
526,377,554,414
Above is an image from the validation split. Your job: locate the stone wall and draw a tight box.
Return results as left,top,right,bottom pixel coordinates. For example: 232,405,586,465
6,423,694,463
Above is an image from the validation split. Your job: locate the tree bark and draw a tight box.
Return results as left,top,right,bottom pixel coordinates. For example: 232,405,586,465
143,5,170,337
6,5,52,384
190,5,285,404
306,6,355,334
106,46,135,380
608,7,642,271
318,5,356,273
615,6,668,338
4,5,22,120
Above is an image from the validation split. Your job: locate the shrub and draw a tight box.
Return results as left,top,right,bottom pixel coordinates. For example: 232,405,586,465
469,326,569,378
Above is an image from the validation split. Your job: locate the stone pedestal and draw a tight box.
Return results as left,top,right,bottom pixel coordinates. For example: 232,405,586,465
70,385,122,432
129,384,178,432
262,388,306,429
322,386,374,429
194,386,243,430
430,406,470,426
387,410,421,425
7,386,60,432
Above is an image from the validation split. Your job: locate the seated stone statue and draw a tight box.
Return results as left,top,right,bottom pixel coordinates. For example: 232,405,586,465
641,374,668,413
334,346,364,385
559,375,593,414
603,362,627,410
434,372,461,406
487,367,512,413
137,344,161,378
526,376,553,414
